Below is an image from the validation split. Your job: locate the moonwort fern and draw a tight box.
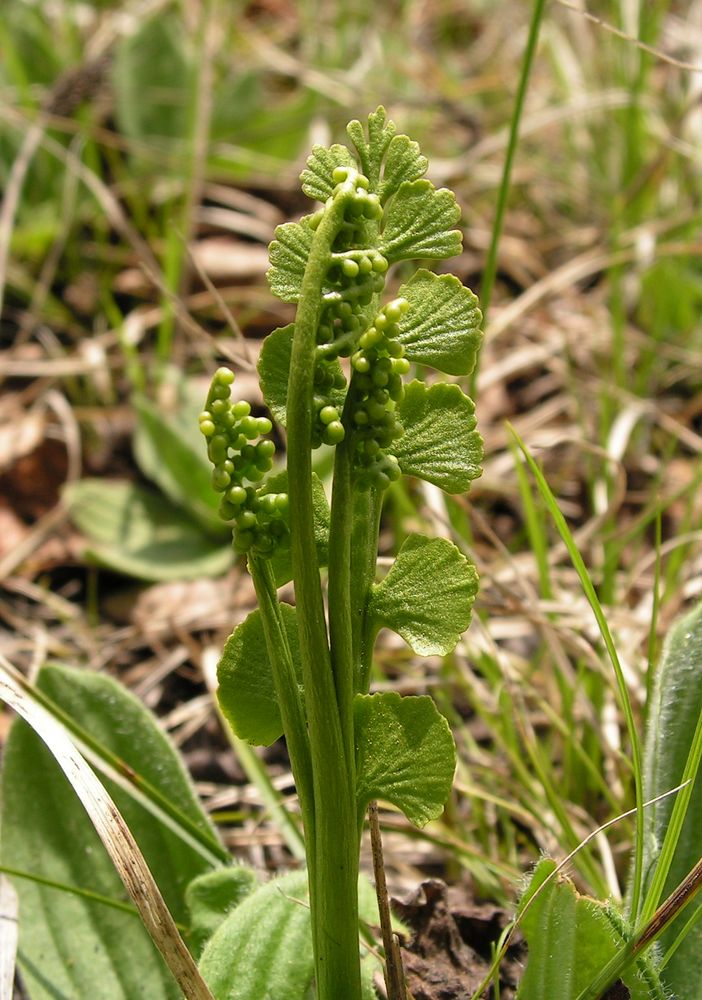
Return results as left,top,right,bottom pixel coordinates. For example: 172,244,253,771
200,107,483,999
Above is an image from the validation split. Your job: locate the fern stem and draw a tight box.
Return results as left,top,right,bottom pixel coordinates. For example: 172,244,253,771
286,192,363,1000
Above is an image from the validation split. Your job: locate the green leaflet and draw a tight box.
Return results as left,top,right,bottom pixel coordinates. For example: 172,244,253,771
516,860,666,1000
378,134,428,203
198,871,378,1000
380,180,462,263
185,867,259,957
641,598,702,997
258,324,346,428
394,381,483,493
395,269,483,376
368,534,478,656
301,143,356,202
0,664,218,1000
267,216,317,303
64,478,233,581
217,604,302,746
354,692,456,828
346,106,397,189
312,113,426,204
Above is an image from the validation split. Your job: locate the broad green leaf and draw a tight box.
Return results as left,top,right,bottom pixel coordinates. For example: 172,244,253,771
641,598,702,996
300,143,356,202
217,604,301,746
0,664,218,1000
394,381,482,493
113,13,188,149
64,479,233,581
380,180,462,262
258,324,346,428
267,217,316,303
346,106,396,188
199,871,378,1000
368,534,478,656
379,134,428,203
185,867,259,957
516,860,666,1000
133,394,227,537
395,270,482,376
354,692,456,827
261,470,330,586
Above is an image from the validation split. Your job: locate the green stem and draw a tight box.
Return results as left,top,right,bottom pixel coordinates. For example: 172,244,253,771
287,193,362,1000
328,438,357,775
353,487,383,695
247,556,315,836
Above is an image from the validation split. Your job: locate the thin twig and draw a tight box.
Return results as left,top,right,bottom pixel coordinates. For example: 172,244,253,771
369,802,408,1000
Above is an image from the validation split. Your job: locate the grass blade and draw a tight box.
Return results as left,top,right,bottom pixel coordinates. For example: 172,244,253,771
510,426,645,921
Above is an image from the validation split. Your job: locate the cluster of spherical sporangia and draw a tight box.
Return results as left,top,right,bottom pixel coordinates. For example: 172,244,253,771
349,297,410,490
310,166,388,448
199,367,289,556
201,165,421,553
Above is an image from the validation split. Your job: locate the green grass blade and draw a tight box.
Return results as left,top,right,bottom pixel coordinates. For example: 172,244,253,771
510,426,645,922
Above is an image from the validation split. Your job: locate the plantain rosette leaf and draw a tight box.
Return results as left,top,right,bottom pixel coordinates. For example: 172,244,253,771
368,534,478,657
185,866,259,957
516,860,667,1000
354,692,456,828
217,603,302,747
394,381,483,494
198,871,379,1000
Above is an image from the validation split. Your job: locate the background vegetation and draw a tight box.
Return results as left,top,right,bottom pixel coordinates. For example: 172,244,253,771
1,0,702,992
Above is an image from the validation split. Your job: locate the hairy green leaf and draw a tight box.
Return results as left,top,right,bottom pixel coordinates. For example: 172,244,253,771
133,394,226,537
379,134,428,203
300,143,356,202
199,871,378,1000
516,860,665,1000
267,217,316,303
113,13,188,150
394,381,482,493
354,692,456,827
641,598,702,996
64,479,233,581
395,270,482,376
0,664,218,1000
368,534,478,656
258,324,345,428
346,107,396,188
217,604,301,747
185,867,259,957
381,180,462,262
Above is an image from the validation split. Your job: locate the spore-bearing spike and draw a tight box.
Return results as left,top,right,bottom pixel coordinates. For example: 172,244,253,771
348,298,410,490
200,367,289,557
